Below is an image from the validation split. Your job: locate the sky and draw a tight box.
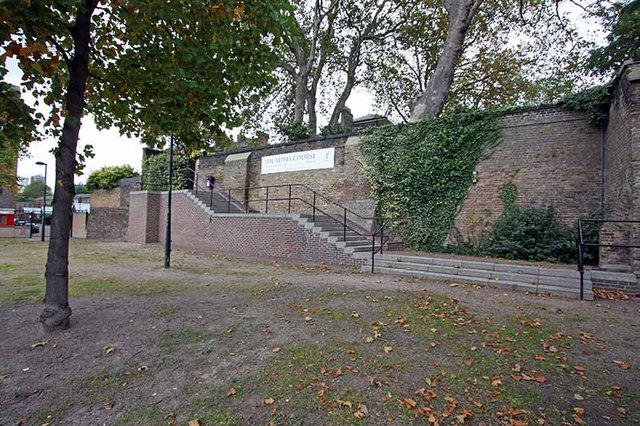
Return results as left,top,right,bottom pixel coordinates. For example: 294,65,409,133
7,1,604,188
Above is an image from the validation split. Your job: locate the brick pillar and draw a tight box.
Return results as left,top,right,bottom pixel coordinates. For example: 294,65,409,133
128,191,161,243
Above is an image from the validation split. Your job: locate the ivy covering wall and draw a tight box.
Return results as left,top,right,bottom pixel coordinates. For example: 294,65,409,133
141,152,190,191
360,109,503,251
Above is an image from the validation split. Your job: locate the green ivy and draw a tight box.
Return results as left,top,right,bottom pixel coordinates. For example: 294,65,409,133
561,83,613,126
360,109,503,251
141,153,189,191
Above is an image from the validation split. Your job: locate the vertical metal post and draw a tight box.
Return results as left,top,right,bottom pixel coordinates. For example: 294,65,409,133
577,219,584,301
30,212,34,238
164,134,174,269
371,237,376,273
209,186,213,210
40,163,47,242
380,218,385,255
227,189,231,213
265,186,269,213
312,192,316,222
288,185,292,214
343,208,347,241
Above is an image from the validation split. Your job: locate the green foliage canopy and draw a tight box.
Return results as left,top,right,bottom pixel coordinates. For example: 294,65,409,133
141,152,189,191
0,81,39,190
360,109,502,250
588,0,640,75
18,180,52,201
85,165,138,191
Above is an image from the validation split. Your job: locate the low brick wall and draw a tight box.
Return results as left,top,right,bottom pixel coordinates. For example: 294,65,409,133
87,207,128,240
129,191,362,266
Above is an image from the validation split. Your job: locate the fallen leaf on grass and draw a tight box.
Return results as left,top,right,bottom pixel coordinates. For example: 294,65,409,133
402,398,417,409
613,360,631,369
468,397,482,408
304,316,312,322
534,354,546,361
542,343,558,353
271,347,281,353
226,388,237,396
574,394,585,401
573,407,585,414
31,341,48,349
103,402,114,410
463,359,473,366
187,420,201,426
103,346,115,355
346,348,356,354
354,404,368,419
0,374,7,381
384,346,393,353
365,337,374,343
572,415,586,425
337,399,352,409
263,398,275,405
617,407,627,416
351,311,360,318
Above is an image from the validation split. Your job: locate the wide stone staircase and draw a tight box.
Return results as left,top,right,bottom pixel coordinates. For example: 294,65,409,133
295,214,373,255
185,190,376,257
365,253,595,300
190,188,245,213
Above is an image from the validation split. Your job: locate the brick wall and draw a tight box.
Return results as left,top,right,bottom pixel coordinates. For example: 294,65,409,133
0,187,16,209
451,107,602,242
196,135,375,231
128,190,361,265
90,188,122,208
128,191,161,244
598,63,640,274
86,207,128,240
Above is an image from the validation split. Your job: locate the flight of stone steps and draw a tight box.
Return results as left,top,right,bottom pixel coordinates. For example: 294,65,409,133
364,253,595,300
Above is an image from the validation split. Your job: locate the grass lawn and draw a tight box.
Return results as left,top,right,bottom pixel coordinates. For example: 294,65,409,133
0,239,638,425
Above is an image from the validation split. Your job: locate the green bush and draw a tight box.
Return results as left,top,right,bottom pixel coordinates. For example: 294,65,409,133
85,165,138,191
278,122,313,141
141,152,189,191
488,205,577,263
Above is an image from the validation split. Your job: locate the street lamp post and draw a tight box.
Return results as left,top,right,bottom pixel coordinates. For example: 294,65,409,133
36,161,47,242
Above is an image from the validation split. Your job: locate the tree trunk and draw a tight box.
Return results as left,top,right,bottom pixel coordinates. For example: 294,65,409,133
40,0,98,331
328,40,361,130
307,87,317,133
409,0,482,122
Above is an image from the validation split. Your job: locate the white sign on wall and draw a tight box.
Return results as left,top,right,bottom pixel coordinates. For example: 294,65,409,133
261,147,335,174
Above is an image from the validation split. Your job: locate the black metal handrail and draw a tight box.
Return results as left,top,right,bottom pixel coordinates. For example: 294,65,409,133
577,218,640,300
193,181,391,265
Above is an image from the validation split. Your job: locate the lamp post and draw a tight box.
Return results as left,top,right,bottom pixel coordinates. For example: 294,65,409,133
35,161,47,242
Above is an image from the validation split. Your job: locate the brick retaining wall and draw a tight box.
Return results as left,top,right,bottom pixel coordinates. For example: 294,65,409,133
129,191,362,266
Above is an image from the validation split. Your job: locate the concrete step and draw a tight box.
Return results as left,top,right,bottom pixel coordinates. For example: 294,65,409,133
370,266,593,300
374,259,583,289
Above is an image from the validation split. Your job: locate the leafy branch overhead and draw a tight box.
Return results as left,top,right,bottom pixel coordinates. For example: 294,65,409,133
0,0,293,331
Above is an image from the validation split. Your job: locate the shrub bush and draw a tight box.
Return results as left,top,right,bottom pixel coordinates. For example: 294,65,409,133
85,165,138,191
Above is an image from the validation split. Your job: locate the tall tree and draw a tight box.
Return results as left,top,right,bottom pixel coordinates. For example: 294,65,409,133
410,0,482,122
588,0,640,75
1,0,291,330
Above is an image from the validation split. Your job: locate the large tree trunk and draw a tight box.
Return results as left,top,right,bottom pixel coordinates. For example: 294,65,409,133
409,0,482,122
40,0,98,331
328,40,360,130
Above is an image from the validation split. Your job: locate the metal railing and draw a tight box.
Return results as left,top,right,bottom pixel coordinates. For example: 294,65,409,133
192,181,392,267
578,218,640,300
141,169,394,269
